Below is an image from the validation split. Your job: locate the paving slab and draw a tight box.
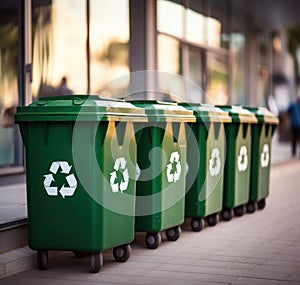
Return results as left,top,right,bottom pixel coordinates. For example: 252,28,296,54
0,160,299,284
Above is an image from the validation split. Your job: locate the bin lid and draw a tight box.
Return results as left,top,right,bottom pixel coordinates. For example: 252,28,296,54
179,103,232,123
216,105,258,124
244,107,279,125
15,95,148,122
127,100,195,122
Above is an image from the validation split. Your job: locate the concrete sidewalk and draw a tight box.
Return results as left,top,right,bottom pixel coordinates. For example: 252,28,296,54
1,159,300,284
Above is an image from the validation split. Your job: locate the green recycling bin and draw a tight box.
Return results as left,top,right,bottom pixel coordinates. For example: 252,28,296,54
244,107,279,213
15,95,147,273
217,105,257,221
129,100,195,249
179,103,231,231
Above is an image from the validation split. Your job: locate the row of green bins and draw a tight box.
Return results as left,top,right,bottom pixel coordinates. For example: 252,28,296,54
15,95,279,274
129,101,195,249
179,103,232,231
216,105,258,220
244,107,279,213
15,95,147,272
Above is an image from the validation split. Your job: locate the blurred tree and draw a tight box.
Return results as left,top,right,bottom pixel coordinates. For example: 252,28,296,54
97,39,128,66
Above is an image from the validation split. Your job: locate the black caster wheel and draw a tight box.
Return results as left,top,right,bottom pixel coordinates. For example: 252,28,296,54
165,226,180,241
234,205,244,217
221,209,232,221
191,218,204,232
113,244,131,262
246,202,256,214
74,251,90,258
37,250,48,270
90,252,103,273
145,232,161,249
206,213,218,227
257,198,266,210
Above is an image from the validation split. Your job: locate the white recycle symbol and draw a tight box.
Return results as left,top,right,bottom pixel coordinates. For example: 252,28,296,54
110,157,129,193
209,148,221,177
261,144,270,168
237,145,248,172
166,151,181,183
43,161,77,198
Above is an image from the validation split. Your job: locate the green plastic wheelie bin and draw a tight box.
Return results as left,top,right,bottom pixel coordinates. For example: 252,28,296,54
217,105,257,221
129,100,195,249
244,107,279,213
180,103,231,231
15,95,147,272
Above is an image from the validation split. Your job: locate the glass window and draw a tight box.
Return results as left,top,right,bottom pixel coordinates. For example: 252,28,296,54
0,1,20,167
187,47,204,102
32,0,87,99
231,33,246,105
157,34,184,101
158,34,181,75
230,5,247,105
208,0,230,49
206,17,221,48
186,9,206,45
256,34,271,107
157,0,184,39
206,53,229,104
90,0,129,97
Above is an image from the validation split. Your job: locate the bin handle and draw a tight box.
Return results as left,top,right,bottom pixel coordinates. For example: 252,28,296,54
156,100,178,106
73,97,87,105
37,99,48,106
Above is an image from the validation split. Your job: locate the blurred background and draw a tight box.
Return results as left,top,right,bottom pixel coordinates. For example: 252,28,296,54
0,0,300,252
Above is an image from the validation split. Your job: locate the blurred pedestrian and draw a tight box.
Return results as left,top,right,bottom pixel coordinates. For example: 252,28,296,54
56,76,73,95
287,95,300,157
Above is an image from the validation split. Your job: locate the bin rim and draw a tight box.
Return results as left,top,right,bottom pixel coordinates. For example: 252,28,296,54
15,95,148,122
178,102,232,123
216,105,258,124
126,100,196,122
244,107,279,125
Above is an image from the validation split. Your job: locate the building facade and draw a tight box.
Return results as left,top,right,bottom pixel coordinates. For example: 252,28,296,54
0,0,298,226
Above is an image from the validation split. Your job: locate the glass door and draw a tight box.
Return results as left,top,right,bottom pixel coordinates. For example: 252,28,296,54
0,0,24,171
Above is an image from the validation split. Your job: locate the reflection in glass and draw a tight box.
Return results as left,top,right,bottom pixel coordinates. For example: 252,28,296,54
206,53,228,104
90,0,129,97
0,4,19,166
32,0,87,98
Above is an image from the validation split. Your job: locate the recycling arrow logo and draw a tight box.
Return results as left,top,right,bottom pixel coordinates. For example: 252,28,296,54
261,144,270,168
237,145,248,172
110,157,129,193
166,151,181,183
43,161,77,198
209,148,221,176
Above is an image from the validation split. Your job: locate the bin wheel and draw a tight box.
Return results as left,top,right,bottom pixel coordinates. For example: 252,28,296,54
90,253,103,273
113,244,131,262
145,232,161,249
191,218,204,232
234,205,244,217
206,213,218,227
165,226,180,241
37,250,48,270
257,198,266,210
221,209,232,221
246,202,256,214
74,251,90,258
